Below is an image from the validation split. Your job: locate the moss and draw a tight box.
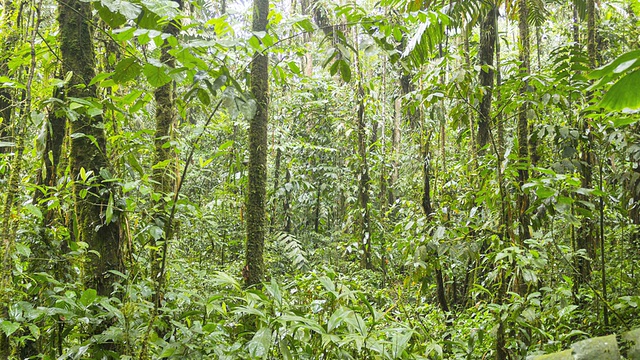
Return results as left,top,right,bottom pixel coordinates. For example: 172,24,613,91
245,0,269,286
58,0,122,296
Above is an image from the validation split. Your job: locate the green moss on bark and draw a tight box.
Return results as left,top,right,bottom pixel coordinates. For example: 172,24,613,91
245,0,269,288
58,0,122,296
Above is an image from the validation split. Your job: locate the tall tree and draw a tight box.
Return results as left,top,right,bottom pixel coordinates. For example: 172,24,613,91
0,0,18,156
575,0,597,287
477,4,497,151
1,3,40,356
245,0,269,287
355,43,372,270
58,0,122,296
151,0,182,305
517,0,532,244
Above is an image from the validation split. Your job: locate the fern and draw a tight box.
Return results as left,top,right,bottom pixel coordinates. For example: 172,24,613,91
273,232,308,271
527,0,549,26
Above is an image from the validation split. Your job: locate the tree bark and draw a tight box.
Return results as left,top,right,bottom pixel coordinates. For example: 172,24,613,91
0,0,19,157
575,0,597,288
388,98,401,206
355,40,372,270
245,0,269,287
58,0,122,297
477,6,497,152
151,0,182,306
517,0,532,244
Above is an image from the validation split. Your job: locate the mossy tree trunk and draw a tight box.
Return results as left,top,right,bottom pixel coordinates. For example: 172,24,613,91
1,4,40,356
0,0,19,157
151,0,182,306
58,0,122,297
477,5,497,152
245,0,269,288
575,0,597,288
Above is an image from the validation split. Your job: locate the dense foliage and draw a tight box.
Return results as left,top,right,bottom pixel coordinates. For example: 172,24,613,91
1,0,640,358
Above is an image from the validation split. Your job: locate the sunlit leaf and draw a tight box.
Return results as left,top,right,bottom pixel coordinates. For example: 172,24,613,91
599,69,640,112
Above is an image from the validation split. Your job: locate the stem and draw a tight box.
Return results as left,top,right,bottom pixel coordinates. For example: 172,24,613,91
599,154,608,326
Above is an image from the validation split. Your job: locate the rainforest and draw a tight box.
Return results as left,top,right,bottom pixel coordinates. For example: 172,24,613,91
1,0,640,358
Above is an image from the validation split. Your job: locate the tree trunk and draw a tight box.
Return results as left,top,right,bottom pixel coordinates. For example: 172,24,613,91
575,0,597,288
355,40,372,270
271,147,282,231
0,0,19,157
477,6,497,152
58,0,122,297
150,0,181,306
284,167,292,233
517,0,532,244
245,0,269,287
389,98,401,206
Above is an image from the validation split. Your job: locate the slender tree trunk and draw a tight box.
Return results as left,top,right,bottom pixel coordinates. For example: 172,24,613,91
284,167,292,233
389,98,401,206
314,178,321,233
576,0,597,287
477,6,497,152
271,147,282,230
0,0,19,157
59,0,122,297
2,4,41,356
356,56,372,270
461,26,477,170
150,0,182,306
245,0,269,287
517,0,532,244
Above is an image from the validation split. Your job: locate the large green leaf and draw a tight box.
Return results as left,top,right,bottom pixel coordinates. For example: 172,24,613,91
247,328,272,358
79,289,98,307
143,63,172,87
113,57,142,84
588,50,640,82
599,69,640,113
0,321,19,337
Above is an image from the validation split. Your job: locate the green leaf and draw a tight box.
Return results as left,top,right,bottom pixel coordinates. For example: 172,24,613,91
79,289,98,307
113,58,142,84
536,187,556,199
106,193,114,224
197,88,211,105
159,345,176,358
149,226,163,241
95,0,141,29
293,18,315,32
0,321,19,337
390,329,412,358
15,243,31,257
23,204,42,219
96,3,126,27
89,72,114,86
599,69,640,112
588,50,640,81
143,63,171,87
287,61,301,75
612,116,639,127
338,60,351,82
328,307,350,332
247,328,272,358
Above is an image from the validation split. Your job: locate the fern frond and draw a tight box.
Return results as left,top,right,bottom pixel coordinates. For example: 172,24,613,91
527,0,549,26
274,232,308,271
